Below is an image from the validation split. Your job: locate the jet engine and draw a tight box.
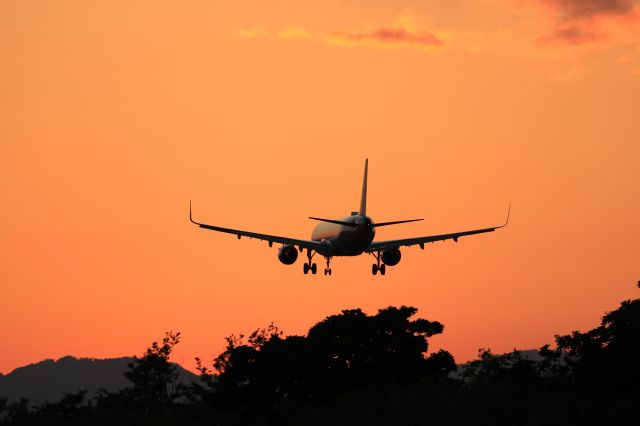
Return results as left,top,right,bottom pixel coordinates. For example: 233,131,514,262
381,247,401,266
278,244,298,265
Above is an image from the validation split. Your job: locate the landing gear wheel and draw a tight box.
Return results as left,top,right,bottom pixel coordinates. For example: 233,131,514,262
304,249,316,275
322,257,333,276
372,264,378,275
380,264,386,276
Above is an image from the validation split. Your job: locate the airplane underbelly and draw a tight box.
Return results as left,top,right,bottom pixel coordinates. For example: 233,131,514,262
311,217,374,256
330,229,374,256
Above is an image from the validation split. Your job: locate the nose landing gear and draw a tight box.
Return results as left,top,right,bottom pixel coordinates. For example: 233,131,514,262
324,257,333,276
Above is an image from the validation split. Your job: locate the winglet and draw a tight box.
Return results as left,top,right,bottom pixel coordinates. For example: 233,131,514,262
499,204,511,228
359,159,368,216
189,200,198,225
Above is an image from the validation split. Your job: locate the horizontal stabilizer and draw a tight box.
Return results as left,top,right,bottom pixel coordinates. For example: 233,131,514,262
373,218,424,228
309,217,358,227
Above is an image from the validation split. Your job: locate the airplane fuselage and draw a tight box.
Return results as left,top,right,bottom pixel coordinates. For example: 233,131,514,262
311,215,376,256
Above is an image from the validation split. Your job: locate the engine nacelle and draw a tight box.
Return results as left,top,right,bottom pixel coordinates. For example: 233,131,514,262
278,244,298,265
381,247,401,266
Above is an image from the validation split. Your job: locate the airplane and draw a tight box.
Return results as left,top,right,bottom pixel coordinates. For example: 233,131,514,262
189,159,509,276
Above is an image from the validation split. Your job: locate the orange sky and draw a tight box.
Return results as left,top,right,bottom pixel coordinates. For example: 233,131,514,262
2,0,639,374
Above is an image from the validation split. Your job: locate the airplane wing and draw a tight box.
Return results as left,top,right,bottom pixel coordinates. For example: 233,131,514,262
365,206,510,253
190,202,328,253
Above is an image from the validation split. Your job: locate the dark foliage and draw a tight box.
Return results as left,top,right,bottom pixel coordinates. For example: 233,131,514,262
2,298,639,425
122,331,182,407
205,306,453,415
554,298,640,392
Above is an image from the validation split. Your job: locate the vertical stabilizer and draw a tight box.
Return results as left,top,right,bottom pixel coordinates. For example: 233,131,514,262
360,159,368,216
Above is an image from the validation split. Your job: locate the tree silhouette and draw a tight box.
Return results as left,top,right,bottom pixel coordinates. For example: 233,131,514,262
122,331,182,407
553,298,640,392
305,306,451,387
0,398,30,425
207,305,454,415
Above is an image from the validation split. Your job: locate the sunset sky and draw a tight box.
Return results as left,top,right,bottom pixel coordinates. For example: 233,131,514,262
2,0,639,374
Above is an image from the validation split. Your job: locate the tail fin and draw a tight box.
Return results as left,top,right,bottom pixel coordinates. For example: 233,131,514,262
360,159,368,216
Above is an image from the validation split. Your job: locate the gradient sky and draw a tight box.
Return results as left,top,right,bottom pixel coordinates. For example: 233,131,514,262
2,0,639,374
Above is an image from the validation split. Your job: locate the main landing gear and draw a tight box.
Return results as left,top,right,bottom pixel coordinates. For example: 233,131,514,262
303,249,317,275
324,257,333,276
302,250,333,276
371,251,386,276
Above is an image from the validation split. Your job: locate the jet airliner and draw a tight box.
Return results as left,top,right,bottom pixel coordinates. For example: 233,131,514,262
190,160,509,276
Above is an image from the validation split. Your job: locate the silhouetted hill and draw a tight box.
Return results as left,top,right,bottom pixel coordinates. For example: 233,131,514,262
0,356,198,403
452,349,544,379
